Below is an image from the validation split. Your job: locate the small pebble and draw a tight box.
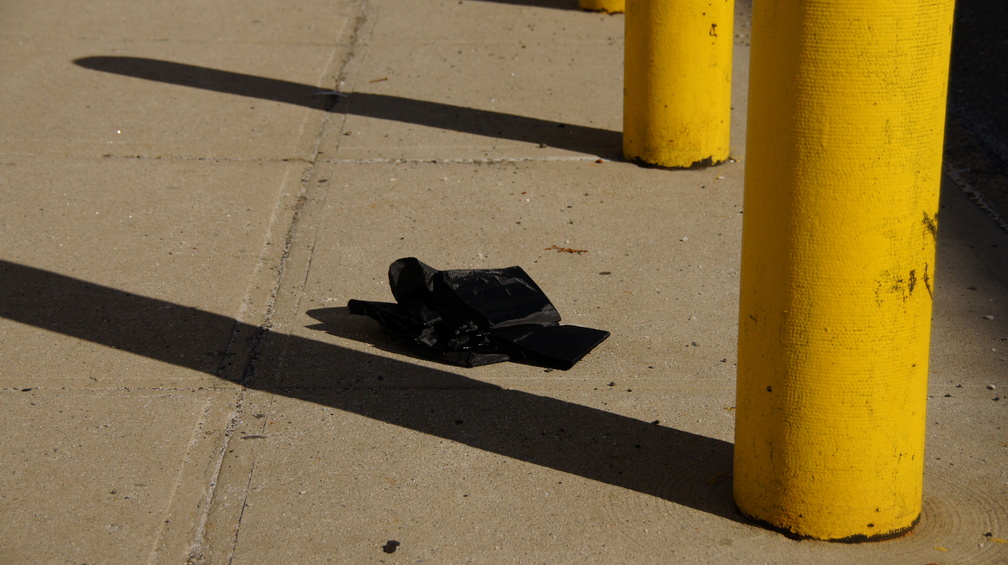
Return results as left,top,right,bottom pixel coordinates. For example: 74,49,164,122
983,314,995,320
382,540,400,554
987,384,997,390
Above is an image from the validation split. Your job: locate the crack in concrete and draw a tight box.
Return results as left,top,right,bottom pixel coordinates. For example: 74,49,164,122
181,2,375,562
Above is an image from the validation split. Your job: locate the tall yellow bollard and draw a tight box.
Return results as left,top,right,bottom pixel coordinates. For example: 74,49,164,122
734,0,955,541
623,0,733,168
579,0,624,14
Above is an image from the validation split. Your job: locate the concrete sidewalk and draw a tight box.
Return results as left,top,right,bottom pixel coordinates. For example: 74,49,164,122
1,0,1005,563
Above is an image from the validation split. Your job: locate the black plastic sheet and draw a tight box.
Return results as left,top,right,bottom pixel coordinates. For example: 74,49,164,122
348,258,609,370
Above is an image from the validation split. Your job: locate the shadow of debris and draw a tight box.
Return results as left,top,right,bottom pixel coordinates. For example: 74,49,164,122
0,259,738,523
305,306,415,359
73,56,622,159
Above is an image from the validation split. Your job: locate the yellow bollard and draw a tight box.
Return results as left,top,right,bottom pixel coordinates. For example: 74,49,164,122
734,0,955,541
578,0,624,14
623,0,733,168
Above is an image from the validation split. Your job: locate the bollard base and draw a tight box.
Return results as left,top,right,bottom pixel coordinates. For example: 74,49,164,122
578,0,624,14
734,503,921,543
627,155,724,171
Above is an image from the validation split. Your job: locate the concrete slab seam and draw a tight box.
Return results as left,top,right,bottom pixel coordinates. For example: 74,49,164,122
147,396,213,564
182,389,248,565
0,152,316,164
183,4,375,561
320,156,612,165
222,460,259,565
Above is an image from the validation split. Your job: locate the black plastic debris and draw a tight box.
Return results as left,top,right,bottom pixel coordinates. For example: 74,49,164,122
348,257,609,370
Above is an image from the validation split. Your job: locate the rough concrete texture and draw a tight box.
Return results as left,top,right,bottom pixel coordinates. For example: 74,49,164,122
1,0,1005,563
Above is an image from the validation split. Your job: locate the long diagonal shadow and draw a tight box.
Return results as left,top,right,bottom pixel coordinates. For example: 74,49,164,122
73,56,622,159
0,259,738,522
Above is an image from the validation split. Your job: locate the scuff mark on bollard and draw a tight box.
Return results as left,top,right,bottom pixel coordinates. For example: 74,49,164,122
923,211,938,239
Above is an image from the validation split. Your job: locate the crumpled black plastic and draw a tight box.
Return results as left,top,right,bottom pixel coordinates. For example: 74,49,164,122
348,257,609,370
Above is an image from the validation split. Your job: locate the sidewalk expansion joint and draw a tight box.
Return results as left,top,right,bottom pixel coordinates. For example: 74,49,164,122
182,387,246,565
0,151,318,164
320,156,616,165
98,154,315,164
264,385,504,393
4,386,242,393
2,30,358,48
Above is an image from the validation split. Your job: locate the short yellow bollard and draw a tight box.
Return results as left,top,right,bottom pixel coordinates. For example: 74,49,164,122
623,0,733,168
734,0,956,541
578,0,624,14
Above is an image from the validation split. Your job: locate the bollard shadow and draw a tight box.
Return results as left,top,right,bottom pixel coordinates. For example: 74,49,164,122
0,259,738,523
72,56,622,159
